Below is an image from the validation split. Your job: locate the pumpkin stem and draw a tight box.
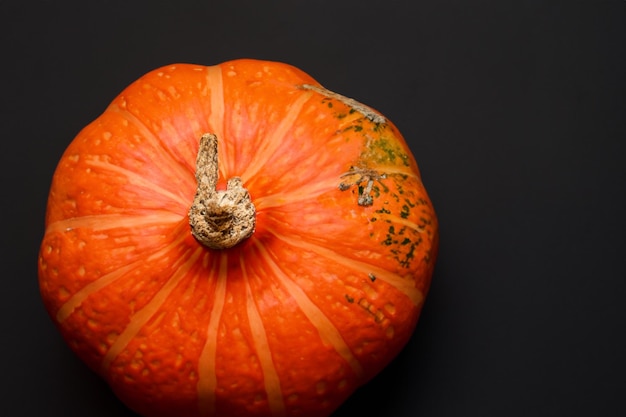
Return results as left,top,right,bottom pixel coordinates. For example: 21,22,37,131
188,133,256,249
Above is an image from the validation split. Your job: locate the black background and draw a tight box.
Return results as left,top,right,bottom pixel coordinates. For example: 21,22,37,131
2,1,625,416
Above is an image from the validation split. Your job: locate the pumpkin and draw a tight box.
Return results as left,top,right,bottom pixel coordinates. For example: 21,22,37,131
38,59,438,417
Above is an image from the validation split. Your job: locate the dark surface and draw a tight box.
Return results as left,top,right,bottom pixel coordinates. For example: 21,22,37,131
2,1,625,416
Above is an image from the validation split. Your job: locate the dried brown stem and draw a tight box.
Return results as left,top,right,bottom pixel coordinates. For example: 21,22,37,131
188,133,255,249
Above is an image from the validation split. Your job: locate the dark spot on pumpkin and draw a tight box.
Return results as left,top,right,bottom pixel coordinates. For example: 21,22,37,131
400,204,410,219
362,136,410,167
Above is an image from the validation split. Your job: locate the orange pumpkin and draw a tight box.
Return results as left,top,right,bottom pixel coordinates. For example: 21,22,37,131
38,59,438,417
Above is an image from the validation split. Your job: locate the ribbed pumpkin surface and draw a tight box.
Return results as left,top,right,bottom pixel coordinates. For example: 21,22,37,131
38,59,438,417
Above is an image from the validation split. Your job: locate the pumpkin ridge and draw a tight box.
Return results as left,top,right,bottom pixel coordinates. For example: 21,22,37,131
372,212,427,234
267,230,424,306
44,212,182,235
242,261,286,416
102,247,203,372
252,239,365,378
56,259,142,323
239,92,313,182
204,66,228,177
197,252,228,416
51,219,190,323
254,176,338,211
85,156,189,210
107,104,195,186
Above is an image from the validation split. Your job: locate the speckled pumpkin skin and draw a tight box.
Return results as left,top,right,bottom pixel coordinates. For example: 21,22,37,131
38,59,438,417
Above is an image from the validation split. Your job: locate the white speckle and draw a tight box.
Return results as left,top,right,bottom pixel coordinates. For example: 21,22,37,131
167,86,180,98
385,325,395,339
384,303,396,315
106,332,119,344
58,286,70,298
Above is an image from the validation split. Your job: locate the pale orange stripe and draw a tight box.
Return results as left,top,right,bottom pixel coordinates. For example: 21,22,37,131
56,261,140,323
197,253,228,417
85,158,188,208
101,248,202,372
242,258,286,416
45,212,182,235
55,231,187,323
372,213,426,233
254,168,420,211
254,240,364,378
240,92,313,182
205,66,228,178
268,231,424,306
108,105,193,188
253,176,338,211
